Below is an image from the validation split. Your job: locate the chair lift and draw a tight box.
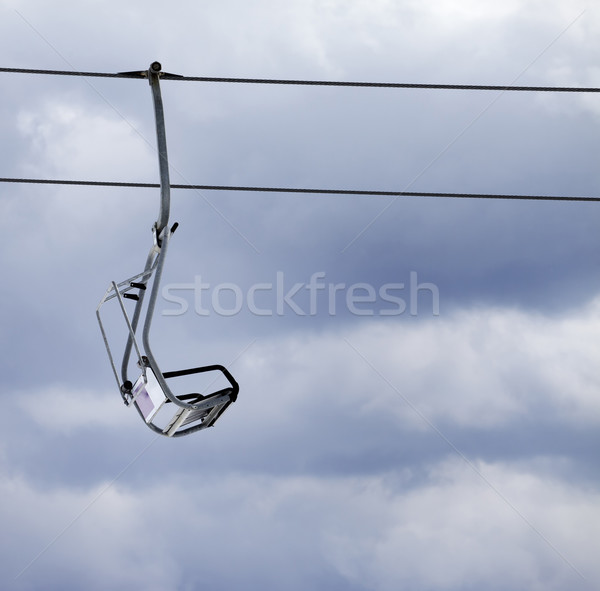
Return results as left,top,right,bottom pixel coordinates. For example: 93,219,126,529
96,62,239,437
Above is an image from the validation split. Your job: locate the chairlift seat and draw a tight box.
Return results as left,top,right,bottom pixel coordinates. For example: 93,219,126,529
97,263,239,437
125,361,239,436
96,62,239,437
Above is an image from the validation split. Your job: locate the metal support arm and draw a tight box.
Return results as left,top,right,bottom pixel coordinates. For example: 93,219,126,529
148,61,170,237
96,62,239,437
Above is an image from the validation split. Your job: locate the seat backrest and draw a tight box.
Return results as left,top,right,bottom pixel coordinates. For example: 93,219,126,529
131,370,166,422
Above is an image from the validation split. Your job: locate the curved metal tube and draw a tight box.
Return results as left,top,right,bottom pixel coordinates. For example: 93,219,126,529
148,61,171,236
121,62,171,386
99,62,238,436
140,226,180,405
121,64,210,410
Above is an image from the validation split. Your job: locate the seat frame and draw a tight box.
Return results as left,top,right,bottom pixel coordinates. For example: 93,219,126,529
96,62,239,437
96,231,238,436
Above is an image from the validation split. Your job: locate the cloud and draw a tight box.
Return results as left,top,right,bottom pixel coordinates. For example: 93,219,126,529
230,296,600,438
321,458,599,591
17,386,131,435
4,458,598,590
16,99,154,180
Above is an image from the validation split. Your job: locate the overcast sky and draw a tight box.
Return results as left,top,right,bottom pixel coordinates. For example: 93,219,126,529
1,1,599,589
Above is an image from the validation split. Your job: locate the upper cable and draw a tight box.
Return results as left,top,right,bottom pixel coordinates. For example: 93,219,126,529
0,66,598,92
